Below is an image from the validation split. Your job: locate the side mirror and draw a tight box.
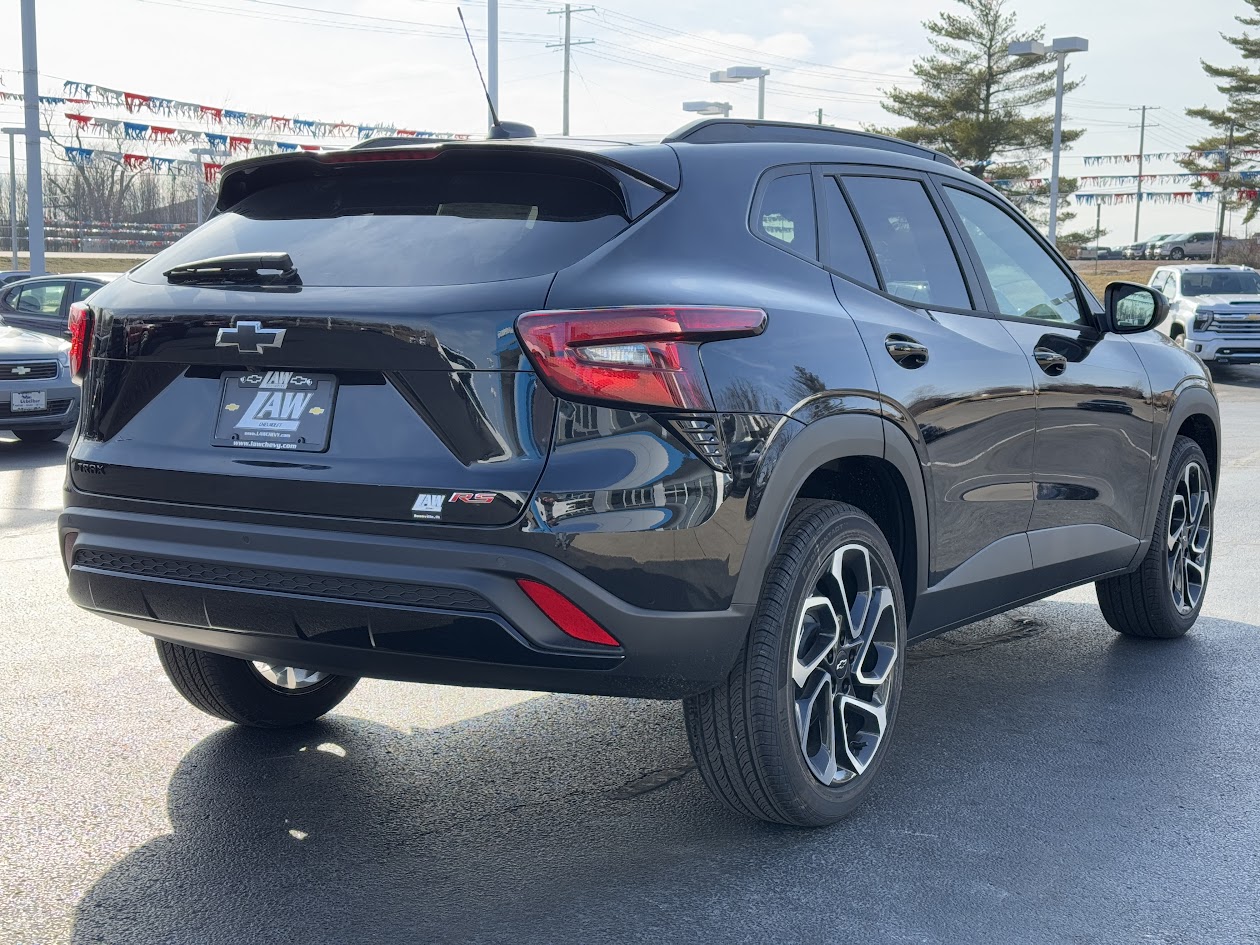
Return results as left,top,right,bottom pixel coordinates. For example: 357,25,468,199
1103,281,1168,334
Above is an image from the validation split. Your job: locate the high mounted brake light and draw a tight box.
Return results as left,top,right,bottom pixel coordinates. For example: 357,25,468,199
321,149,443,164
67,301,93,381
515,306,767,411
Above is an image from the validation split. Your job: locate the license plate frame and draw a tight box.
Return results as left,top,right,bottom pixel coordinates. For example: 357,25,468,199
212,370,337,452
10,390,47,413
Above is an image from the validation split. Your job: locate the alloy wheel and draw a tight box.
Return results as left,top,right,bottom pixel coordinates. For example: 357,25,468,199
790,543,899,785
250,662,331,691
1167,460,1212,615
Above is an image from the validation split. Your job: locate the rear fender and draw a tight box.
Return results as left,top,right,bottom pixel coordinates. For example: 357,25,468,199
733,413,930,610
1133,382,1219,562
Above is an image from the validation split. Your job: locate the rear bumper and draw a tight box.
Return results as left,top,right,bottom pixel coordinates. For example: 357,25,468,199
59,506,753,699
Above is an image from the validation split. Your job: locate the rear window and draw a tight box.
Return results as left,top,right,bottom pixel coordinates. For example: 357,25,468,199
1181,270,1260,296
132,165,631,287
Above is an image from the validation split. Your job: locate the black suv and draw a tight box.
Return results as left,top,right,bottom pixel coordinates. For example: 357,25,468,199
59,120,1219,827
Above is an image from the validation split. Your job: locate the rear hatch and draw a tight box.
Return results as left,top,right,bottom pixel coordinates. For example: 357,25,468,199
71,144,675,526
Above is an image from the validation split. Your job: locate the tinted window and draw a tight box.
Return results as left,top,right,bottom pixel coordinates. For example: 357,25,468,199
841,176,970,309
943,187,1082,324
71,281,100,303
132,166,630,287
755,173,817,257
13,281,67,317
1181,270,1260,296
821,178,878,287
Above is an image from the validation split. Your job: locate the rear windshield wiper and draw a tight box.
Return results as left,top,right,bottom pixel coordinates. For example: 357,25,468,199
164,252,301,286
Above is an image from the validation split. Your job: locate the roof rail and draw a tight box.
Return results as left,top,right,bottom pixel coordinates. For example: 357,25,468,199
663,119,956,166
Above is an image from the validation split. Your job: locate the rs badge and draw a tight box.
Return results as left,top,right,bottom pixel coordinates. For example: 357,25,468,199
411,493,445,520
449,492,496,504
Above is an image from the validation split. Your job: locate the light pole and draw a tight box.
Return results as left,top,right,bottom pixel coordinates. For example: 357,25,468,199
683,101,733,119
487,0,498,135
1008,36,1088,244
3,126,49,269
711,66,770,120
21,0,45,274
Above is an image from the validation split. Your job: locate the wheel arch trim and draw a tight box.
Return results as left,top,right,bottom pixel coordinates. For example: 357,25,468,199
733,413,930,611
1135,383,1219,562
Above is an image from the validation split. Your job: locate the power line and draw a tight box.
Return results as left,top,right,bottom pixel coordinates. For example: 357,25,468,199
123,0,554,42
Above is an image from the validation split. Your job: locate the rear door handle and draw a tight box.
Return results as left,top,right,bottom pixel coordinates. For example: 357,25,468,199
885,335,929,369
1033,346,1069,376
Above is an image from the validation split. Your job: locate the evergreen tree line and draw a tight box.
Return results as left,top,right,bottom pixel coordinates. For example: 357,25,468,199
880,0,1260,248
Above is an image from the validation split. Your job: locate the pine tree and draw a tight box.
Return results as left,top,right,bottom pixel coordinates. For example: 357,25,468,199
879,0,1088,244
1180,0,1260,228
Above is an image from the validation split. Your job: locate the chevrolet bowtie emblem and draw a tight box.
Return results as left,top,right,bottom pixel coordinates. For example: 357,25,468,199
215,321,286,354
11,366,31,375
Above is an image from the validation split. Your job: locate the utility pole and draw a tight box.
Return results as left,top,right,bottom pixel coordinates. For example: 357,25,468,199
20,0,44,274
1214,119,1235,263
487,0,498,134
5,130,17,267
816,108,824,125
548,4,594,136
1129,105,1159,242
1094,201,1102,275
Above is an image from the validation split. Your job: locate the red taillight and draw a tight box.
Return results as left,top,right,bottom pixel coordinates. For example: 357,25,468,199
515,306,767,410
68,301,93,380
322,148,442,163
517,579,621,647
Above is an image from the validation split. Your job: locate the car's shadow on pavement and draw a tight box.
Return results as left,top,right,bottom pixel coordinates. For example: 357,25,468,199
1208,363,1260,391
71,602,1260,945
0,433,67,464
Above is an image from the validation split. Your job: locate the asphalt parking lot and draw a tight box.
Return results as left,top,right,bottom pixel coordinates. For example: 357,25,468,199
3,368,1258,945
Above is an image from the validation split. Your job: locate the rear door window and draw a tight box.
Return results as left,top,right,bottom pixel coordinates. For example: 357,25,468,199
840,175,971,309
12,281,68,319
820,178,879,288
71,281,100,303
132,163,632,287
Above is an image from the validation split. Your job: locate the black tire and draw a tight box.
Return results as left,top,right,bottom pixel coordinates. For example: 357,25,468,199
156,640,359,727
1097,436,1213,639
12,428,64,443
684,500,907,827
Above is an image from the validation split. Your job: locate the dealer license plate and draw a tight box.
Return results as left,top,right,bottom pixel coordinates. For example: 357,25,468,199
212,370,337,452
10,390,47,412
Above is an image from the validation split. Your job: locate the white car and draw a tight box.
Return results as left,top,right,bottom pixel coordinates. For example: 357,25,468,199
1150,264,1260,365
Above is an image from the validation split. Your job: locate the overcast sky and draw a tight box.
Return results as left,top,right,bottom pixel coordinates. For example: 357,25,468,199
0,0,1251,241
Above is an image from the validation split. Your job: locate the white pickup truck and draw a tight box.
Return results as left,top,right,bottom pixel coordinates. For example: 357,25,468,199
1150,264,1260,364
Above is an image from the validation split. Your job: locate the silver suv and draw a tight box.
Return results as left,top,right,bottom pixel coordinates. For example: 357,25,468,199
1151,264,1260,364
1151,232,1238,261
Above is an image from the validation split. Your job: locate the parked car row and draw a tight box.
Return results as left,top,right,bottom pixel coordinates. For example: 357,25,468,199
1122,234,1175,260
1119,232,1249,261
0,271,120,444
1074,245,1124,260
